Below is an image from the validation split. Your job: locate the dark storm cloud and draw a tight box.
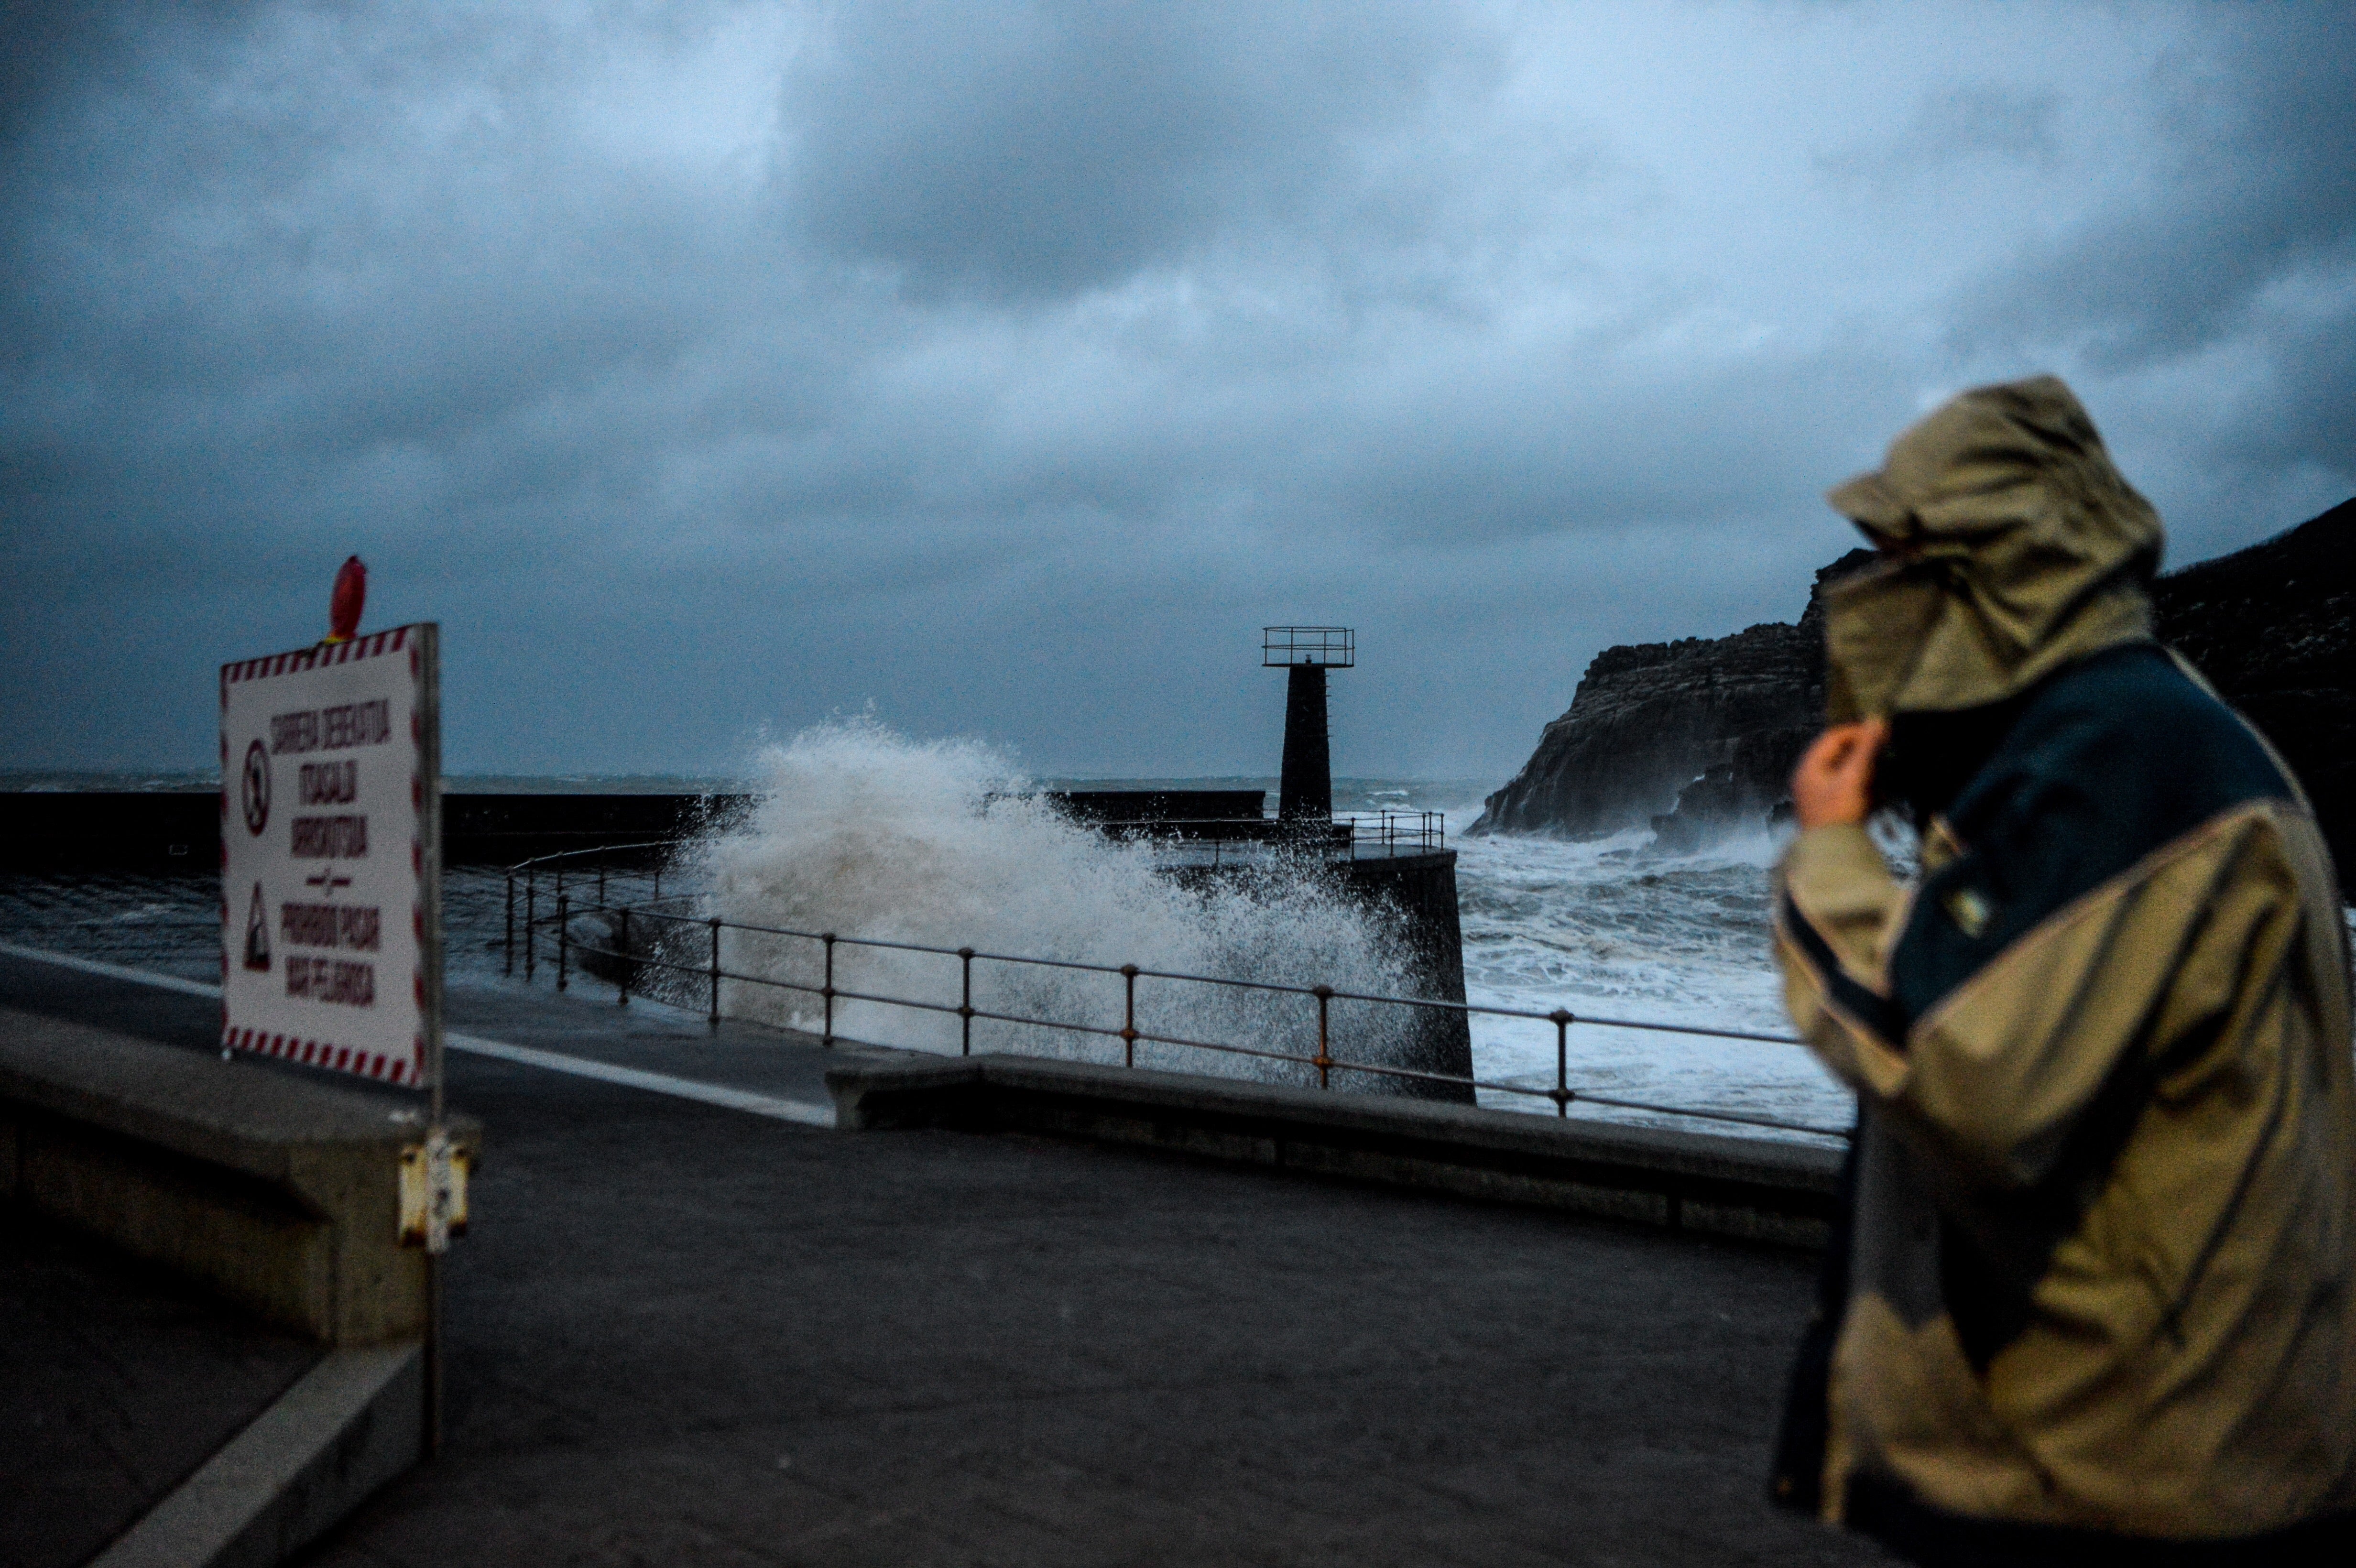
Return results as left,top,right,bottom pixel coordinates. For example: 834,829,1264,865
3,1,782,588
1932,7,2355,557
785,0,1499,301
1960,25,2346,360
1815,83,2061,186
1952,9,2355,387
0,0,218,144
2,2,2350,781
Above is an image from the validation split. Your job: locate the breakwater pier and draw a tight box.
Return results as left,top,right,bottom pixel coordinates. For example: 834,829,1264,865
0,917,1879,1566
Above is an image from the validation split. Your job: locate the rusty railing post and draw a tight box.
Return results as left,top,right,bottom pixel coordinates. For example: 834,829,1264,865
524,872,537,982
1550,1008,1575,1118
709,917,722,1029
503,872,515,976
653,868,662,904
1313,984,1334,1089
1120,964,1139,1068
616,907,631,1006
556,892,569,992
597,862,606,907
959,947,975,1056
821,932,836,1046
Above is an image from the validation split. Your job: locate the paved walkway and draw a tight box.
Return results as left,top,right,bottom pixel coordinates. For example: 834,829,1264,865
2,952,1887,1567
0,1209,321,1568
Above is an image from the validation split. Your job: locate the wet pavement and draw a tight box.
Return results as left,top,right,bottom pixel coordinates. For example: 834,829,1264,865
2,945,1887,1567
1,1209,321,1568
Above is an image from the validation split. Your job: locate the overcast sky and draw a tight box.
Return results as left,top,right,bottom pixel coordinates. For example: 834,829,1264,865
4,1,2350,784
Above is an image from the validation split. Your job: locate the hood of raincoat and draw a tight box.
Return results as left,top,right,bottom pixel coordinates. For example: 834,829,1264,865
1820,376,2164,721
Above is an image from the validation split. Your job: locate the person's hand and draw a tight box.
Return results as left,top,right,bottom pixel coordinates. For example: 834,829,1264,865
1791,719,1888,829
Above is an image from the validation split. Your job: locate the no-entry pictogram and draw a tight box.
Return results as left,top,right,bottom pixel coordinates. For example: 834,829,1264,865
240,739,271,835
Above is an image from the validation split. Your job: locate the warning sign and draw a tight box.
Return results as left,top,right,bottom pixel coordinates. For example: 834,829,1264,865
219,625,442,1086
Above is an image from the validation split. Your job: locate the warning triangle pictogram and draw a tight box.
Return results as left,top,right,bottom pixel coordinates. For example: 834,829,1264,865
243,882,272,972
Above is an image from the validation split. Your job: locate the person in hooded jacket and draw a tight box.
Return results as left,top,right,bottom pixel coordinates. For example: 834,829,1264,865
1767,375,2356,1565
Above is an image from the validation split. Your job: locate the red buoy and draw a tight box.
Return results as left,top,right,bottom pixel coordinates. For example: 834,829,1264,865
327,556,367,644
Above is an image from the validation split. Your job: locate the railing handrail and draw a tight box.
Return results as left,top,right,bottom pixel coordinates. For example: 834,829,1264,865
582,902,1798,1045
504,839,687,874
502,868,1844,1140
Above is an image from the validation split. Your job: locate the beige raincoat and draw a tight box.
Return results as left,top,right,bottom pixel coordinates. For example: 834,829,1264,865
1770,378,2356,1559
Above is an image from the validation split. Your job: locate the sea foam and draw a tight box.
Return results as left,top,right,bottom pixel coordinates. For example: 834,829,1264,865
1449,814,1851,1138
685,718,1424,1084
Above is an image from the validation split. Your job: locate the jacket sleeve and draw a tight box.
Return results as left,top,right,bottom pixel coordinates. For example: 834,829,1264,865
1778,806,2303,1192
1772,823,1911,1100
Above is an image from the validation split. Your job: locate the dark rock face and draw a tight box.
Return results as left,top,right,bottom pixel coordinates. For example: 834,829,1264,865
2152,498,2355,881
1470,552,1870,840
1473,499,2354,885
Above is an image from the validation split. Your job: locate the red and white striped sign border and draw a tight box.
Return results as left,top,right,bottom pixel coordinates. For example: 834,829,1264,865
218,623,426,1085
221,625,411,690
218,1024,420,1084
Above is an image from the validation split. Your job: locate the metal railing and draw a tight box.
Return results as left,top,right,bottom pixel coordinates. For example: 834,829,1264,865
1098,810,1446,865
502,841,680,984
501,843,1847,1143
1263,626,1354,667
1341,810,1443,855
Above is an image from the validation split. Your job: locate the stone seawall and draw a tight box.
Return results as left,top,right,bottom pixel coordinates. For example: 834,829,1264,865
0,792,750,872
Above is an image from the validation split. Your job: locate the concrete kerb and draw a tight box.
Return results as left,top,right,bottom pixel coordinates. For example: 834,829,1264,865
92,1343,425,1568
827,1054,1846,1248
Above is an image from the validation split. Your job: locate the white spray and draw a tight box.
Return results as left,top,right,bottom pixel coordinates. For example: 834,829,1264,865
685,718,1422,1084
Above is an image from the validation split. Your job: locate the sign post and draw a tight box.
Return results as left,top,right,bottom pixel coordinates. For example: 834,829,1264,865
220,619,458,1452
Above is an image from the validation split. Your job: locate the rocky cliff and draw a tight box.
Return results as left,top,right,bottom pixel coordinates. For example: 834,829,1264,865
2151,498,2355,878
1468,551,1868,843
1472,499,2355,879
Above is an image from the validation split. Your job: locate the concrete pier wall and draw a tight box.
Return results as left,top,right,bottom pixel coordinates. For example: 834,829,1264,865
1161,848,1476,1100
0,790,746,871
829,1053,1840,1249
1044,790,1267,835
1331,850,1475,1099
1,993,469,1566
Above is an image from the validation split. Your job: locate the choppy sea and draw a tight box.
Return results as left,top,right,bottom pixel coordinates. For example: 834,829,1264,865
3,740,1850,1143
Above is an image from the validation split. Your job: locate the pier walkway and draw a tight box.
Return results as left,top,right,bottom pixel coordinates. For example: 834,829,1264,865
2,1205,323,1568
1,949,1886,1566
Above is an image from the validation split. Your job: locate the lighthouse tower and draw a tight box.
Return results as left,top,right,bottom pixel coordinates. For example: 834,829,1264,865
1262,627,1354,822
